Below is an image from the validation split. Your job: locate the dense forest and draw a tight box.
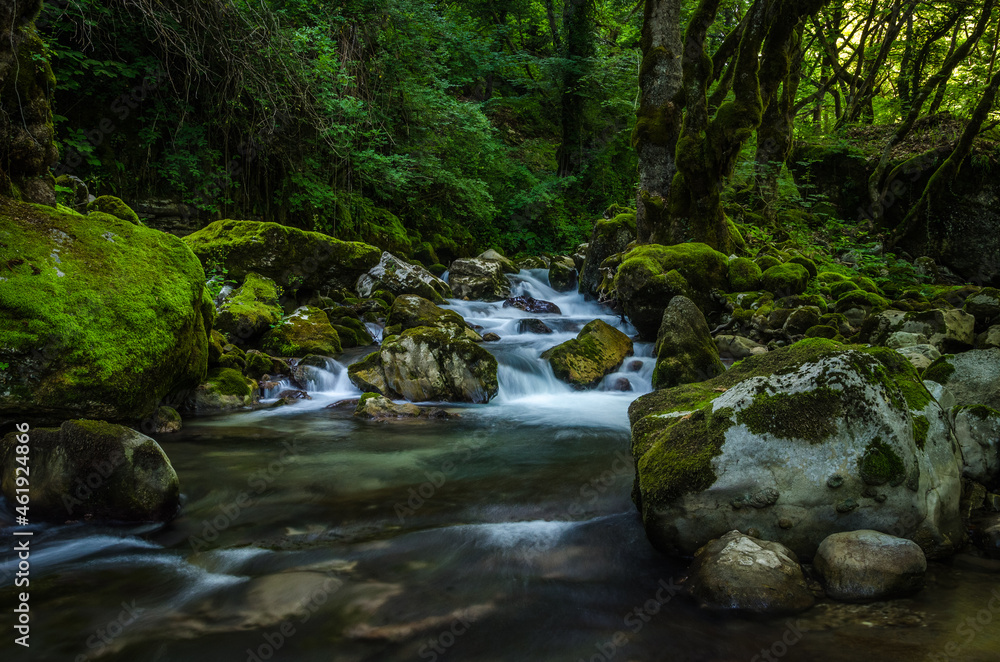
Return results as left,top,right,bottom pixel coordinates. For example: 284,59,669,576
3,1,1000,660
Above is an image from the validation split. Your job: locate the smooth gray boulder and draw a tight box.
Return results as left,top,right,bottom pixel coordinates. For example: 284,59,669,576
923,348,1000,411
953,405,1000,484
814,530,927,602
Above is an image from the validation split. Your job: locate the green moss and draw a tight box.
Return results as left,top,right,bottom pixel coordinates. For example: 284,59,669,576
787,255,817,278
0,199,209,422
262,306,342,357
804,325,839,339
912,415,929,450
761,263,810,297
922,355,956,384
736,388,842,443
955,404,1000,421
207,368,253,397
728,257,762,291
858,437,906,486
87,196,141,225
830,280,861,298
852,275,881,294
215,272,282,342
635,406,734,505
543,319,634,389
835,290,888,314
755,255,781,272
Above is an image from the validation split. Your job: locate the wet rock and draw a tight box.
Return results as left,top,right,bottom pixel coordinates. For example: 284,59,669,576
964,288,1000,330
355,393,421,419
276,389,312,401
629,339,963,559
972,514,1000,558
895,344,941,372
384,295,479,341
542,320,634,389
814,530,927,602
482,332,501,342
449,258,511,301
610,377,633,392
548,259,577,293
953,405,1000,484
326,398,360,409
579,213,635,297
652,296,725,390
503,296,561,315
0,420,180,522
477,249,518,274
687,530,815,614
517,319,554,334
923,348,1000,411
148,406,182,434
715,335,768,359
185,368,258,413
356,252,452,304
262,306,342,357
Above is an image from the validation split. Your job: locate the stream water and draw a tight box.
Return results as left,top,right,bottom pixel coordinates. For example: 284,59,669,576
2,271,999,661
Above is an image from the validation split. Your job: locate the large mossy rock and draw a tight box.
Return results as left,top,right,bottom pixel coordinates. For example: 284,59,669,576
262,306,342,357
614,243,729,339
542,319,634,389
652,296,725,390
629,339,963,559
356,252,452,304
185,367,258,413
579,213,636,297
215,272,282,345
0,200,211,425
760,263,810,298
385,295,466,333
350,326,499,403
448,257,511,301
0,420,180,522
182,220,380,291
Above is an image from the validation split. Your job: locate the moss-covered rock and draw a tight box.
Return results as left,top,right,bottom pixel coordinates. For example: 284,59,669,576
182,220,380,292
354,393,421,420
87,196,141,225
347,351,401,399
0,200,211,425
755,255,781,272
261,306,342,357
579,212,636,296
728,257,762,292
614,243,729,339
355,251,452,304
786,256,818,278
215,272,282,345
185,367,258,413
652,296,725,389
548,259,577,293
629,339,962,558
448,257,511,301
385,294,470,335
0,420,180,522
542,319,634,389
761,263,810,297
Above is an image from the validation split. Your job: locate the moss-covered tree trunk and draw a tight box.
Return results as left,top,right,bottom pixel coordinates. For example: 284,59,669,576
634,0,683,244
0,0,57,204
556,0,595,177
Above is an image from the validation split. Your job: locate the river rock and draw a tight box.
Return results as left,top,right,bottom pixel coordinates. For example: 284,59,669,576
215,272,283,346
542,319,633,389
356,252,452,304
448,258,511,301
185,368,259,413
182,220,380,291
386,295,467,333
687,530,815,614
350,326,499,403
868,309,976,353
579,213,635,297
262,306,342,357
503,296,561,315
548,259,577,292
0,420,180,522
977,325,1000,350
613,243,729,339
518,319,554,335
629,339,963,559
0,200,211,426
814,530,927,602
896,344,941,371
477,249,518,274
354,393,422,419
715,335,767,360
953,405,1000,484
652,296,725,389
964,288,1000,331
761,263,811,298
923,348,1000,411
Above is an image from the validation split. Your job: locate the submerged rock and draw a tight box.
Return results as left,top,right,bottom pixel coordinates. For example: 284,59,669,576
518,319,554,335
262,306,342,357
652,296,725,390
629,339,963,559
356,252,452,304
0,420,180,522
449,258,511,301
0,200,211,425
687,530,814,614
503,296,561,315
542,319,633,389
814,530,927,602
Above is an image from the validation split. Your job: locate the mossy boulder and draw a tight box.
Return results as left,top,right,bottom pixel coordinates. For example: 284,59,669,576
185,367,258,413
0,200,211,425
542,319,634,389
614,243,729,339
262,306,342,357
352,326,499,403
652,296,725,390
579,213,636,296
215,272,283,345
354,393,421,420
0,420,180,522
629,339,962,558
760,263,810,298
87,196,140,225
866,309,975,353
548,259,578,293
182,220,380,292
385,294,466,332
835,290,889,324
728,257,762,292
477,249,518,274
448,257,511,301
356,252,452,304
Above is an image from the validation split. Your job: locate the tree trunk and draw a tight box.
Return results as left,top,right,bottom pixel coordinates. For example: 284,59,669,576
556,0,595,177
